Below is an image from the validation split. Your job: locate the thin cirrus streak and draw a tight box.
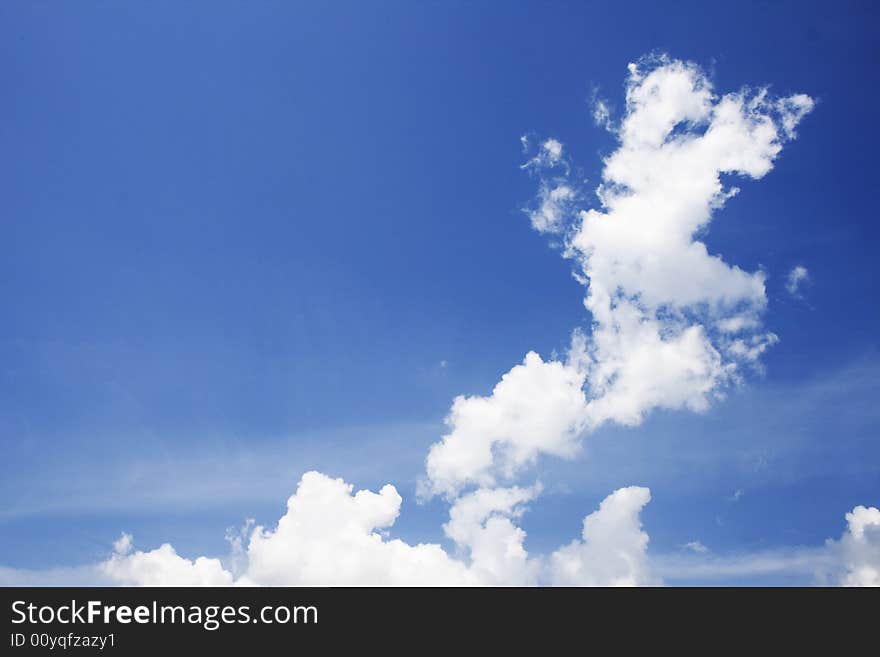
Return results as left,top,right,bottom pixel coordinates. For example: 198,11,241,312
91,55,877,587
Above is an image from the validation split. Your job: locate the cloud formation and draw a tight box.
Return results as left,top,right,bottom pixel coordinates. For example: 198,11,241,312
99,478,877,587
93,55,850,587
550,486,656,586
786,265,810,296
102,540,232,586
824,505,880,586
101,471,653,587
239,472,477,586
424,54,814,500
423,350,589,497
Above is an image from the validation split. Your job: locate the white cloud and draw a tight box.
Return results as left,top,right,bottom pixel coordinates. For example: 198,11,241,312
423,350,589,498
14,492,859,587
412,54,813,586
568,57,813,430
101,542,233,586
823,505,880,586
241,472,478,586
550,486,657,586
683,540,709,554
786,265,809,296
542,138,563,162
593,97,613,131
776,95,815,139
98,471,656,587
527,183,577,234
443,484,541,585
68,55,823,587
507,55,812,447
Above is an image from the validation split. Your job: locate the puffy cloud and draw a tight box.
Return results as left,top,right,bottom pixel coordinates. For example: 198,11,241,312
568,56,812,429
113,532,133,555
522,137,566,171
101,471,655,587
550,486,657,586
241,472,477,586
786,265,810,296
423,350,589,497
101,541,233,586
424,55,812,501
582,313,730,427
443,484,541,585
90,496,880,587
825,505,880,586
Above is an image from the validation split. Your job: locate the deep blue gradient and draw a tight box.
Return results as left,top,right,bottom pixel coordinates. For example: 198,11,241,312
1,1,878,581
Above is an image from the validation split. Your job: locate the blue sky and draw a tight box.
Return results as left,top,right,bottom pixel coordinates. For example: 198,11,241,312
1,1,878,585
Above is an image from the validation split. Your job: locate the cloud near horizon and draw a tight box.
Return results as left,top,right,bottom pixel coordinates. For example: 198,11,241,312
82,55,875,587
102,471,654,586
99,471,878,587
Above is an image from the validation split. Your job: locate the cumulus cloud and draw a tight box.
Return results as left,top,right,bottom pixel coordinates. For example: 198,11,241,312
101,542,233,586
443,484,541,585
101,471,654,587
550,486,657,586
240,472,477,586
823,505,880,586
568,56,813,428
78,493,878,587
426,55,813,498
786,265,810,296
423,350,589,498
94,55,822,587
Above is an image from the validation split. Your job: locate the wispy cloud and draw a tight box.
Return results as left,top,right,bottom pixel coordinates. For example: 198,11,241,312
682,540,710,554
0,421,438,519
786,265,810,297
653,547,833,583
656,504,880,586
